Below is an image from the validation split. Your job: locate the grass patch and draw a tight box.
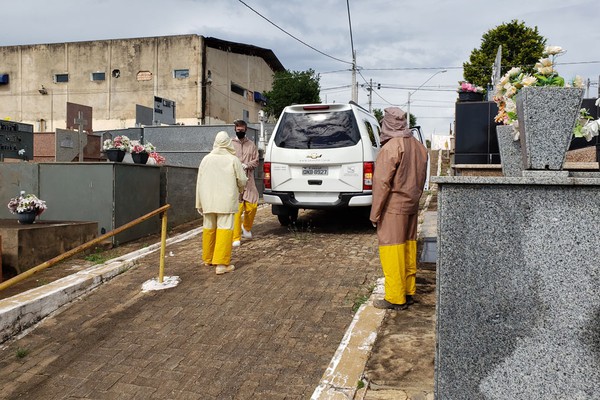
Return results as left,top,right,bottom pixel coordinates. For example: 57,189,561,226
357,379,365,389
84,251,108,264
352,283,376,313
15,348,29,359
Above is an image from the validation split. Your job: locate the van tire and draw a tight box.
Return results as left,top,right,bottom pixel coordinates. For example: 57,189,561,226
277,209,298,226
278,215,293,226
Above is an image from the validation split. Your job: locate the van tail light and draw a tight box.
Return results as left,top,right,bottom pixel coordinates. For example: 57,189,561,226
263,162,271,189
303,105,330,111
363,162,373,190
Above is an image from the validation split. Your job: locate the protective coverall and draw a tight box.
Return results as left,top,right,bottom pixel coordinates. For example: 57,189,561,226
370,107,428,306
196,131,247,268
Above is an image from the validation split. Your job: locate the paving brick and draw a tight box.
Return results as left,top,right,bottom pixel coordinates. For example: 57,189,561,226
0,206,384,399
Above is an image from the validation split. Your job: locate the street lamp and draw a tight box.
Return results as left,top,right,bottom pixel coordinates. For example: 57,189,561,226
406,69,447,127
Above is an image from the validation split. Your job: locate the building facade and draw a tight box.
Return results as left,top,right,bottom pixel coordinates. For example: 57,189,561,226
0,35,284,132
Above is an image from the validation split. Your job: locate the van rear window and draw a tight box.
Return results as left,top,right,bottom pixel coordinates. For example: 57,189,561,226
274,110,361,149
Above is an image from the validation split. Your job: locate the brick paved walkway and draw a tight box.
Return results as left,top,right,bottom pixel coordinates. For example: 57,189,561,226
0,206,381,399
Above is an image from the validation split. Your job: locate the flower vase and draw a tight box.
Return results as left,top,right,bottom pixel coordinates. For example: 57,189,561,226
105,149,126,162
458,92,484,102
132,152,149,164
516,86,584,170
17,211,37,224
496,125,523,177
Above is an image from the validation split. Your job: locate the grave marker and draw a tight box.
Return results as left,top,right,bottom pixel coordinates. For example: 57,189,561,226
0,120,33,161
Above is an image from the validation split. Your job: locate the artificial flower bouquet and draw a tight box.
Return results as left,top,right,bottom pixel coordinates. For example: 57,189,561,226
130,140,156,154
493,45,592,141
102,135,132,152
457,81,485,94
148,152,166,165
7,192,47,215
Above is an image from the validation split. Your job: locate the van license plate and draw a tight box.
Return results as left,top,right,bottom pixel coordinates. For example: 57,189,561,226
302,166,328,175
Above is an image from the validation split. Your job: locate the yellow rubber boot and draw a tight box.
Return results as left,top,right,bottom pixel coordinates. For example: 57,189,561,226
379,243,408,305
232,203,243,243
213,228,234,266
405,240,418,296
242,202,258,232
202,228,217,265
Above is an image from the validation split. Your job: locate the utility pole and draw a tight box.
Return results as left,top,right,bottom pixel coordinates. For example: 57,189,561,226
368,78,373,112
351,50,358,102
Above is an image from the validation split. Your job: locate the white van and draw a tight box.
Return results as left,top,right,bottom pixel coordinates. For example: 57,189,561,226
262,102,381,225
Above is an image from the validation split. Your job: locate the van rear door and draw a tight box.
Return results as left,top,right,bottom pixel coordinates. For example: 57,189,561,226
268,106,365,193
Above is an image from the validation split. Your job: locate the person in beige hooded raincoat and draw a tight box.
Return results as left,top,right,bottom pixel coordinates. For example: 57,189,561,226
370,107,428,309
196,131,248,275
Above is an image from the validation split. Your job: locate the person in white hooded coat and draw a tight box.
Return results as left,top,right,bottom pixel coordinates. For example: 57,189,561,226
196,131,248,275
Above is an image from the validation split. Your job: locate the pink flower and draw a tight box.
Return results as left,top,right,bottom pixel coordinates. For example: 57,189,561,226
149,152,166,164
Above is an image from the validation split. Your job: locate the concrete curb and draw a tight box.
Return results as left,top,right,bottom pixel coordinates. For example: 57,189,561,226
311,278,386,399
0,227,201,344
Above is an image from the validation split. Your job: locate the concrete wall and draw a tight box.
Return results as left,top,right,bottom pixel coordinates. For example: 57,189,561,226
0,35,278,130
0,162,201,245
160,165,199,229
434,175,600,399
205,46,274,124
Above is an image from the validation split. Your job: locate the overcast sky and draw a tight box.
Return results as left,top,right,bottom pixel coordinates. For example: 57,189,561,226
2,0,599,137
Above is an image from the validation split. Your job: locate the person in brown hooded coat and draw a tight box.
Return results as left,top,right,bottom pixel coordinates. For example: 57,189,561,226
370,107,428,310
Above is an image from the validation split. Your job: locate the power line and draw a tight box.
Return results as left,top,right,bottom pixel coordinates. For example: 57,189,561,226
361,60,600,72
237,0,352,65
357,70,394,106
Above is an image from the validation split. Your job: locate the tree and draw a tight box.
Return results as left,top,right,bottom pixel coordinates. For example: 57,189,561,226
409,113,417,128
263,69,320,119
463,20,546,89
373,108,383,123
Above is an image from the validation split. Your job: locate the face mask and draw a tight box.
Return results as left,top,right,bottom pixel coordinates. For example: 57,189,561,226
236,131,246,139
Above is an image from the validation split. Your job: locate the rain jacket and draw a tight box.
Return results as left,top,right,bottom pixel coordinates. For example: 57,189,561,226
196,131,248,214
232,136,260,204
370,107,428,222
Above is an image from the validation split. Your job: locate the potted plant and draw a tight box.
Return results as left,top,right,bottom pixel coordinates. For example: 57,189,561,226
102,135,131,162
493,46,588,171
130,140,155,164
7,191,47,224
457,81,485,102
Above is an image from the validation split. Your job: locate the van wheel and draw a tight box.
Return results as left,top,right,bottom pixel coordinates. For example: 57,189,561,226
278,215,292,226
277,209,298,226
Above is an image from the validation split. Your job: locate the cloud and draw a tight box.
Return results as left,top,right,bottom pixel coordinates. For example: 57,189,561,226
1,0,599,136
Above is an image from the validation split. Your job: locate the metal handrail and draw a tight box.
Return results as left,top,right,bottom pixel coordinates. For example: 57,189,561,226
0,204,171,291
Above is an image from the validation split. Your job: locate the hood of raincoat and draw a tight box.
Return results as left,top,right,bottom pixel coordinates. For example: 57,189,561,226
379,107,412,145
211,131,237,156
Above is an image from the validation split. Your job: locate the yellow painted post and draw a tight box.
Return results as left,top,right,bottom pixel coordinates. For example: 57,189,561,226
158,211,167,283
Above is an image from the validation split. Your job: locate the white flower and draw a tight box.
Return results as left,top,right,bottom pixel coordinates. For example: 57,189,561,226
544,46,564,56
572,75,584,88
595,98,600,107
507,67,521,78
582,120,600,142
505,85,518,98
535,58,554,75
521,75,537,87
